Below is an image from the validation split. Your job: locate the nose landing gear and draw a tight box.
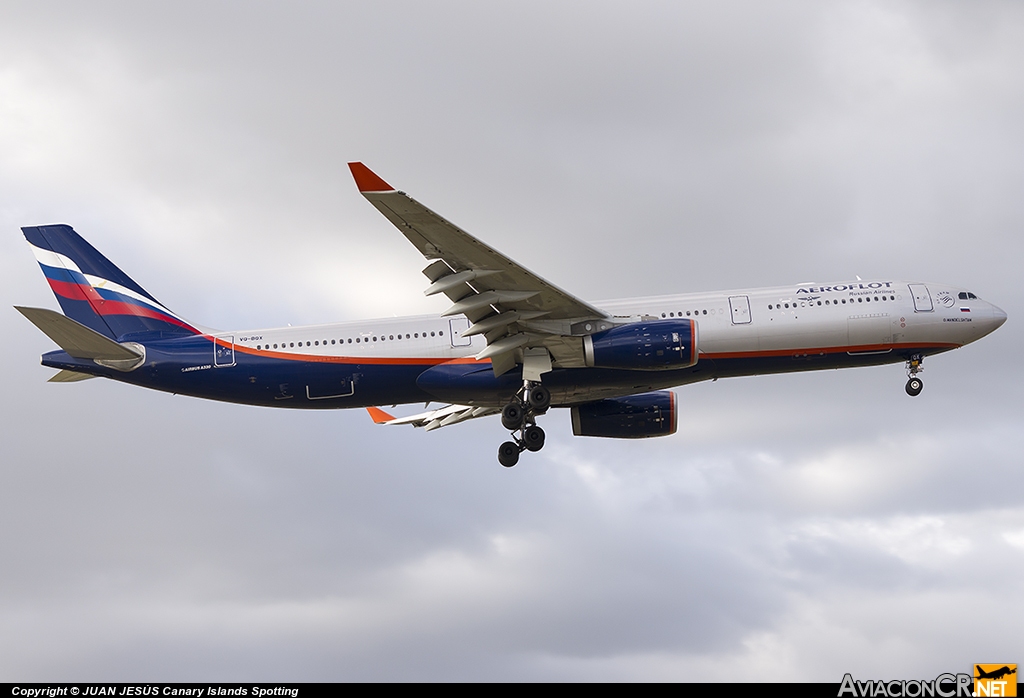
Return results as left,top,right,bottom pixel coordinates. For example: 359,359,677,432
496,381,551,467
905,354,924,397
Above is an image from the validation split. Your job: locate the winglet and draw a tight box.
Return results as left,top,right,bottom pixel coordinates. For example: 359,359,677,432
366,406,396,424
348,162,395,193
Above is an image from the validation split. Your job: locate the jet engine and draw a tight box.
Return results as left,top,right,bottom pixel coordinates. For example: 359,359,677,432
582,320,698,370
570,391,676,438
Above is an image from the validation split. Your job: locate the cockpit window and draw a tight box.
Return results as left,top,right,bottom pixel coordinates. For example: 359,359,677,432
958,292,968,300
968,292,978,299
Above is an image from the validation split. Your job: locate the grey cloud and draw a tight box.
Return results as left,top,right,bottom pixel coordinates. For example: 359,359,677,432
1,0,1022,682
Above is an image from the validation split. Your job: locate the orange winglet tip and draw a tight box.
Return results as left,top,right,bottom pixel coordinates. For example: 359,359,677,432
366,406,395,424
348,162,394,193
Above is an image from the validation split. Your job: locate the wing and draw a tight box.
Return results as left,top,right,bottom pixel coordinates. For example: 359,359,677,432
349,163,614,376
366,404,500,431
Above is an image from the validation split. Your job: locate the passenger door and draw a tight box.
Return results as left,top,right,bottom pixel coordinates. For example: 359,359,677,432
214,335,235,367
728,295,751,325
909,284,933,312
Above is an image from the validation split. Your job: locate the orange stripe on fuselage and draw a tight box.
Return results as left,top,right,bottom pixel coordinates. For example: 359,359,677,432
207,339,956,369
215,338,489,366
702,341,959,360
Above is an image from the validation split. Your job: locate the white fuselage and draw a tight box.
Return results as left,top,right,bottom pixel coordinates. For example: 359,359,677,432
225,280,1005,369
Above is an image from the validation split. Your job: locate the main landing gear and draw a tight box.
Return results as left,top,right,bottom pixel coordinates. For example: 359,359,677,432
497,381,551,467
905,354,924,397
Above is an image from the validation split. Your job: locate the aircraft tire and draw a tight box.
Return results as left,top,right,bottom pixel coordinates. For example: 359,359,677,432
906,377,923,397
528,386,551,411
501,402,525,430
498,441,521,467
523,425,545,452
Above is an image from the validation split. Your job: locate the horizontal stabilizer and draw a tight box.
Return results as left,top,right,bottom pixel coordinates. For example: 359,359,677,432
48,369,96,383
15,306,144,360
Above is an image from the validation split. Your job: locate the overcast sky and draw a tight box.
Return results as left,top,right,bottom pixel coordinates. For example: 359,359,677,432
1,0,1022,682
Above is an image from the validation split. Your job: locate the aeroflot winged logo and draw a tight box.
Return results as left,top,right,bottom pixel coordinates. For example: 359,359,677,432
837,664,1017,698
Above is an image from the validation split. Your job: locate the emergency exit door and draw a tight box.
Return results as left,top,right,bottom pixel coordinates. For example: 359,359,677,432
449,317,472,347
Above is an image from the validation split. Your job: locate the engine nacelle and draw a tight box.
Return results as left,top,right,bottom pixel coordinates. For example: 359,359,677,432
582,319,698,370
570,391,677,439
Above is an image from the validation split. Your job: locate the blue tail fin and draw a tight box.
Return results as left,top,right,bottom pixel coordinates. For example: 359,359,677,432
22,224,199,341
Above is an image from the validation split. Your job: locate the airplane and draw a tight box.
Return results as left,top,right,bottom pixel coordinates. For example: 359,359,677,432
16,162,1007,467
975,666,1016,681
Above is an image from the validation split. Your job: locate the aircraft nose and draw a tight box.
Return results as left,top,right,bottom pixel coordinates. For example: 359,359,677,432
991,304,1007,328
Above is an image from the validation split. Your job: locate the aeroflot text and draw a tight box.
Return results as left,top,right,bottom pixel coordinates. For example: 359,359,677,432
11,689,297,698
798,282,894,294
838,673,973,697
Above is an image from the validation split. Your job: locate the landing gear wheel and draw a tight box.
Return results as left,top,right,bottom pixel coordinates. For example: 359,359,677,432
528,386,551,412
498,441,521,467
523,425,546,452
906,377,923,397
501,402,525,430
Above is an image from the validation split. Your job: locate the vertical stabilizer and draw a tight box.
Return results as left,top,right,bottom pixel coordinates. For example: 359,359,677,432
22,225,199,340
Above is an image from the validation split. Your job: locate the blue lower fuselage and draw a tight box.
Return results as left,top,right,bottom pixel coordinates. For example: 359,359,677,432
40,333,955,410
